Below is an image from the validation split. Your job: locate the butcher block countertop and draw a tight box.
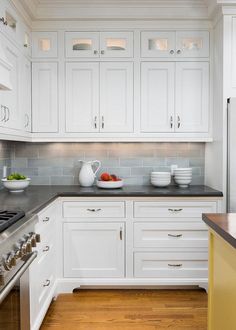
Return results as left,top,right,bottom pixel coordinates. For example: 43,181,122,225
202,213,236,248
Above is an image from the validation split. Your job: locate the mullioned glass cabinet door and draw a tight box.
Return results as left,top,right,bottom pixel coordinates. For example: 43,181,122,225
100,32,133,58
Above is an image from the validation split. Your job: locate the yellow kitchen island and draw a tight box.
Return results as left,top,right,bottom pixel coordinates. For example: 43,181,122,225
202,213,236,330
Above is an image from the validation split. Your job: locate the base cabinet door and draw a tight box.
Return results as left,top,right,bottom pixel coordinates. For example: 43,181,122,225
175,62,209,133
141,62,175,132
32,62,58,132
64,222,125,278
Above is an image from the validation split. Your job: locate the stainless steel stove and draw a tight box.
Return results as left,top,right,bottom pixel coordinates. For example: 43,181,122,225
0,210,40,330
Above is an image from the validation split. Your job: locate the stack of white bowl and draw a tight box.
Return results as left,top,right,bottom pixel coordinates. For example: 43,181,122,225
151,172,171,187
174,168,192,188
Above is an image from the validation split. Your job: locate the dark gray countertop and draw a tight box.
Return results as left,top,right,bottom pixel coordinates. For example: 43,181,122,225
0,185,223,215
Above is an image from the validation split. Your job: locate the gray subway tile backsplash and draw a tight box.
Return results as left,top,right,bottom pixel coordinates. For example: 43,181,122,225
0,142,205,186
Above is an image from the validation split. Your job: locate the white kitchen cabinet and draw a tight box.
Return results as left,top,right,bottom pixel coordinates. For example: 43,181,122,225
175,62,209,132
141,62,175,132
141,31,209,58
32,32,58,58
64,222,125,278
2,37,21,130
32,62,58,133
100,32,133,58
176,31,209,58
66,62,133,133
100,62,133,132
141,61,209,134
65,31,133,58
20,57,31,132
66,62,99,132
134,252,208,278
141,31,176,58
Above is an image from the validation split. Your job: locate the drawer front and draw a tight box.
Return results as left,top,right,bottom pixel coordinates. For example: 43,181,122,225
134,252,208,278
134,222,208,248
134,201,216,218
63,201,125,218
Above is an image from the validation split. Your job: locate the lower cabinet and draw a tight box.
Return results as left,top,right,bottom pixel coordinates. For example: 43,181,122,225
64,222,125,278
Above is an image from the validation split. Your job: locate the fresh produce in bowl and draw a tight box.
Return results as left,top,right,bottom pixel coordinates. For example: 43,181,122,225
2,172,31,193
97,172,123,189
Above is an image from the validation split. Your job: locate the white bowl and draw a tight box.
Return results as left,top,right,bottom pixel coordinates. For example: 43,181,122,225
151,172,171,176
96,180,124,189
174,178,192,183
151,181,170,187
174,168,192,171
174,175,192,179
2,178,31,192
151,179,171,182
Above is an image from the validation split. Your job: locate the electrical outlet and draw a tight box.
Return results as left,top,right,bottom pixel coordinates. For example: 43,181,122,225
171,164,178,175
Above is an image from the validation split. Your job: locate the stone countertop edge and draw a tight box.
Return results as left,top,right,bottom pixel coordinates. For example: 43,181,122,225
202,213,236,249
0,184,223,218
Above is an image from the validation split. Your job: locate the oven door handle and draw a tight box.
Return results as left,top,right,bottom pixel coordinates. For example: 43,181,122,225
0,251,37,304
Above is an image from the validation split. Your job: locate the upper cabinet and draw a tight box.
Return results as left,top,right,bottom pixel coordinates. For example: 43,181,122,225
141,31,209,58
32,32,58,58
32,62,58,132
141,61,209,133
65,31,133,58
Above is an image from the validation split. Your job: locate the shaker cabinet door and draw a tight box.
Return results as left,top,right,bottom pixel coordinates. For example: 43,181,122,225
65,62,99,133
100,62,133,133
64,222,125,278
141,62,175,132
32,62,58,132
175,62,209,133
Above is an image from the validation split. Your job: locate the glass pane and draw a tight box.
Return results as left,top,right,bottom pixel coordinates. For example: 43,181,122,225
182,38,203,51
148,38,168,51
39,39,51,52
106,38,126,51
72,39,92,51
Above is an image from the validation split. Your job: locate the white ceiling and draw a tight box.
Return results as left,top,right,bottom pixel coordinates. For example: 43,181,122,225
16,0,235,20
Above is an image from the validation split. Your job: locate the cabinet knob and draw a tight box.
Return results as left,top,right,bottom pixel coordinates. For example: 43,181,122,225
43,217,50,222
170,116,173,129
101,116,104,129
94,116,97,129
43,279,50,287
101,50,105,55
0,17,8,26
169,49,175,55
94,50,98,55
177,116,181,128
177,49,181,55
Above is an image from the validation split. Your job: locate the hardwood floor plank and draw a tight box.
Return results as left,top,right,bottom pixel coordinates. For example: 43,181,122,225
41,289,207,330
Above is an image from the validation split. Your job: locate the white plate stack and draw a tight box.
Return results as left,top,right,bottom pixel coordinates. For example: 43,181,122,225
151,172,171,187
174,168,192,188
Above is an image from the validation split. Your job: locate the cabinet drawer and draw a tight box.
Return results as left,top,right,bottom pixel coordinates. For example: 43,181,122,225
134,222,208,248
134,252,208,278
63,201,125,218
37,206,56,230
134,201,216,218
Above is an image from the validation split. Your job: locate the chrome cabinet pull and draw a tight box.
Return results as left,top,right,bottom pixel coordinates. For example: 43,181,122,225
5,107,9,122
168,234,183,238
168,208,183,213
94,50,98,55
101,116,104,129
43,246,50,252
43,279,50,287
1,105,6,122
177,49,181,55
94,116,97,129
101,50,105,55
177,116,180,128
168,263,182,267
87,208,102,212
170,116,173,129
42,217,50,222
0,17,8,26
169,49,174,55
120,227,123,240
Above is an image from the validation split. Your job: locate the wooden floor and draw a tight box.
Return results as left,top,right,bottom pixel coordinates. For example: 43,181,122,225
41,289,207,330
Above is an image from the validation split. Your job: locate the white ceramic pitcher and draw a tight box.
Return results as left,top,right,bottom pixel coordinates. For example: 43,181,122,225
78,160,101,187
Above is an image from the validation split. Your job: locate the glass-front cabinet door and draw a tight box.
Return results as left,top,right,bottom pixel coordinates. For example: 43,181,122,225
32,32,58,58
65,32,99,58
175,31,209,57
141,31,175,57
100,32,133,58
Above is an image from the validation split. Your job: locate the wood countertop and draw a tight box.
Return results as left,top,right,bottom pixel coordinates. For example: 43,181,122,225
202,213,236,248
